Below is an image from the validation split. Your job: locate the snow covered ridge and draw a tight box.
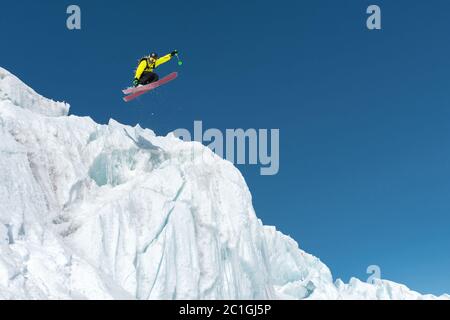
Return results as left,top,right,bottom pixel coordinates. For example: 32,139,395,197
0,67,69,117
0,67,448,300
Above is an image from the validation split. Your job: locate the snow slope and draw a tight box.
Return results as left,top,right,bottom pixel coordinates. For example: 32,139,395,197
0,67,447,300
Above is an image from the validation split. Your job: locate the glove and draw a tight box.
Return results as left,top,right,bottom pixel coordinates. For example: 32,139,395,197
133,78,139,87
171,50,178,57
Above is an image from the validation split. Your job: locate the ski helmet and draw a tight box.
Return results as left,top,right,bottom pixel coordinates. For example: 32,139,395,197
149,52,158,59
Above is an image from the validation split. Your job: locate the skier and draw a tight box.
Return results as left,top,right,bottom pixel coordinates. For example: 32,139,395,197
133,50,178,87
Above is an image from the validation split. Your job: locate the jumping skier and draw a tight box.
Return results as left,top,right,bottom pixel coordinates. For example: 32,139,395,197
122,50,182,102
133,50,178,87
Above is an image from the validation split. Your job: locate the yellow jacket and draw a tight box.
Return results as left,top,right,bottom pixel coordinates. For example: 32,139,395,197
134,53,172,80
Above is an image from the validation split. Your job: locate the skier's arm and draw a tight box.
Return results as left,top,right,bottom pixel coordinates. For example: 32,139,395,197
154,53,172,68
134,60,148,80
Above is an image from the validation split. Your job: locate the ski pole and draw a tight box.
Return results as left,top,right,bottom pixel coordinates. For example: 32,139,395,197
175,53,183,66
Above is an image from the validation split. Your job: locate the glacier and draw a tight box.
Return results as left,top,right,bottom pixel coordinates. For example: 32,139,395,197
0,66,447,300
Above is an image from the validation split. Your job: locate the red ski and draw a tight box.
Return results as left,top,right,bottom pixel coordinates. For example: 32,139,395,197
122,72,178,102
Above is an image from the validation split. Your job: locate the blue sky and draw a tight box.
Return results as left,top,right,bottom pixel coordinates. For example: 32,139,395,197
1,0,449,295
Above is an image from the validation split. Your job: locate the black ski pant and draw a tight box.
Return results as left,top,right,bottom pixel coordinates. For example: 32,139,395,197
139,71,159,85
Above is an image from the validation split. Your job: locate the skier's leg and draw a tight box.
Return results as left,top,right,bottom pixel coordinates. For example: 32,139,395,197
139,72,159,85
146,72,159,84
139,72,152,85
